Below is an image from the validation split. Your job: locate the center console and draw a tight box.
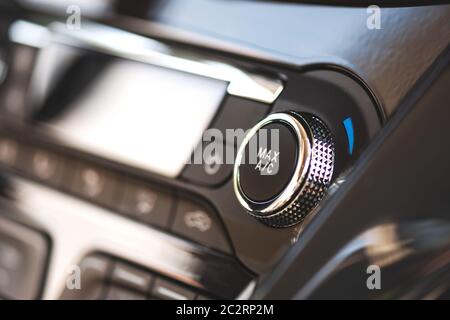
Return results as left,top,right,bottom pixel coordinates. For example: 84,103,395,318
0,6,383,299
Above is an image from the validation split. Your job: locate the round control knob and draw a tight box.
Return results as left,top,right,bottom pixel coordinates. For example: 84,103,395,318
233,112,335,227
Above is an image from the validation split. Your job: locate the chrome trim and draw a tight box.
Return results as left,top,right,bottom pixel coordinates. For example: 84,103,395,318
9,20,283,104
5,177,252,299
236,280,256,300
233,112,311,215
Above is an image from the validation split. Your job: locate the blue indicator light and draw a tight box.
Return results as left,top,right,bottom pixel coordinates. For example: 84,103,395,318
343,117,354,155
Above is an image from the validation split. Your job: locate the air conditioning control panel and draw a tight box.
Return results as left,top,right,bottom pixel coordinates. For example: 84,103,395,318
0,16,382,299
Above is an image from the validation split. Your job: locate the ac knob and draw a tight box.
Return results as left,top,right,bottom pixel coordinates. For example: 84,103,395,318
233,112,335,227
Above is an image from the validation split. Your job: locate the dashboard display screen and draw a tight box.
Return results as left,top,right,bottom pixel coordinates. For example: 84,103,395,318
31,44,227,177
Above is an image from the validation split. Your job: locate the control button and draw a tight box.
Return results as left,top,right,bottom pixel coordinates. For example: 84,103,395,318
111,262,153,293
210,96,270,149
105,286,147,300
16,146,64,186
0,216,48,300
238,122,298,202
119,181,174,228
69,164,117,207
182,140,234,187
0,137,18,167
182,96,270,187
171,199,231,254
234,112,335,227
60,254,112,300
151,278,196,300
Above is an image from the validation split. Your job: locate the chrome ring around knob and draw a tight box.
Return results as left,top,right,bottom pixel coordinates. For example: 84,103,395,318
233,111,335,228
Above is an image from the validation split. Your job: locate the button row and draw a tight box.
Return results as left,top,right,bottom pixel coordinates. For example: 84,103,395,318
181,96,270,186
60,254,211,300
0,135,232,254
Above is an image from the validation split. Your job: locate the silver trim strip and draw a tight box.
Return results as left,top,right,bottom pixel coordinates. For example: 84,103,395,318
236,280,256,300
6,177,251,299
9,20,283,104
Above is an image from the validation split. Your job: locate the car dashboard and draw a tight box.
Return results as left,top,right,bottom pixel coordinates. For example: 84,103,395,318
0,0,449,301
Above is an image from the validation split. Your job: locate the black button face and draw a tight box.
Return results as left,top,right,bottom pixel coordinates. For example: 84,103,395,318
119,181,174,228
181,140,234,187
15,145,65,187
69,164,118,207
171,199,231,254
238,122,298,203
210,96,270,148
0,216,48,300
